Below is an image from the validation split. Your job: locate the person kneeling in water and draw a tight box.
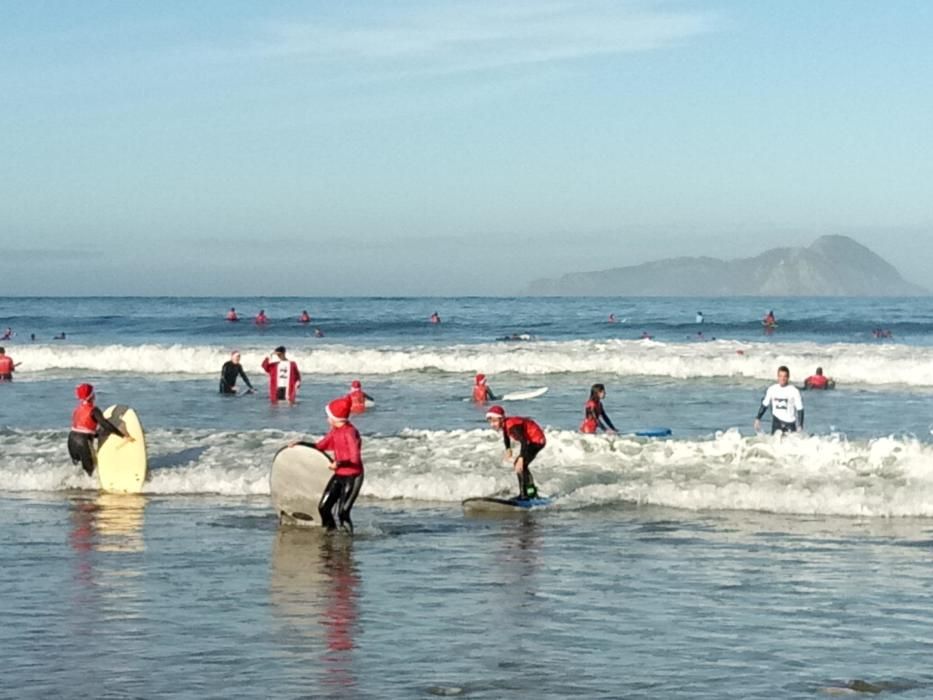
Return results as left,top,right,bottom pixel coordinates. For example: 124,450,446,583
69,383,134,476
485,405,545,500
293,396,364,533
472,373,498,403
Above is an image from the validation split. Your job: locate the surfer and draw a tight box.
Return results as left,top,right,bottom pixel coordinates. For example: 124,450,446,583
291,396,363,533
803,367,834,390
580,383,617,434
608,313,619,324
314,328,325,338
226,307,239,322
255,310,269,325
68,383,134,476
219,351,254,395
261,346,301,403
0,347,18,382
298,310,311,324
1,327,13,341
696,311,704,324
762,310,776,327
472,373,498,403
53,332,66,340
640,331,653,340
485,405,545,500
754,365,805,435
430,311,441,324
348,380,374,413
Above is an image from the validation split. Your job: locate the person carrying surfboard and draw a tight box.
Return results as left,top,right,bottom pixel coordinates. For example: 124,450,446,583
0,347,18,382
219,351,254,395
348,380,374,413
485,405,544,500
472,374,498,403
754,365,804,435
580,383,617,434
290,395,364,533
68,383,134,476
261,346,301,403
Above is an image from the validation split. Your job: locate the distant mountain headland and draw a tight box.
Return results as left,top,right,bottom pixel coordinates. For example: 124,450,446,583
526,235,927,296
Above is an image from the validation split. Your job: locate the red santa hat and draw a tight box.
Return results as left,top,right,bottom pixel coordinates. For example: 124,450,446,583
326,395,352,421
75,383,94,400
485,405,505,420
475,373,486,384
351,380,361,389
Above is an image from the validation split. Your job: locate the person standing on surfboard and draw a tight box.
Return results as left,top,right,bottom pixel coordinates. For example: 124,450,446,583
219,351,254,395
262,346,301,403
472,373,498,403
348,380,374,413
485,405,544,500
302,395,364,533
580,383,617,434
0,347,18,382
68,383,133,476
754,365,804,435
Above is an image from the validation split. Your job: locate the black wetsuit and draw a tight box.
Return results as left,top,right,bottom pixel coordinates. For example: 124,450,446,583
68,409,127,476
318,472,364,533
219,361,253,394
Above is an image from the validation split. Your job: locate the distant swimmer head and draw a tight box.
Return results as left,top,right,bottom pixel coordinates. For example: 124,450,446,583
351,380,361,389
475,373,486,385
75,383,94,400
325,396,352,424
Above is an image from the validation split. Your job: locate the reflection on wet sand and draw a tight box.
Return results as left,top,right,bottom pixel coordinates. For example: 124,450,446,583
270,528,361,696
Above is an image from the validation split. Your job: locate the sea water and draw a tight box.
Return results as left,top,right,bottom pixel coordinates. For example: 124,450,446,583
2,296,933,698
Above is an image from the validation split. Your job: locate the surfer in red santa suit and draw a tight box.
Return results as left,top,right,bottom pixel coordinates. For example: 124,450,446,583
261,346,301,403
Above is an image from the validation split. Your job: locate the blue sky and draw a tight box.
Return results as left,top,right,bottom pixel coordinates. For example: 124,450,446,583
1,0,931,295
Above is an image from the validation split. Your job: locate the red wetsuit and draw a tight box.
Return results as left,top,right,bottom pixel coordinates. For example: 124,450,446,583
316,423,363,477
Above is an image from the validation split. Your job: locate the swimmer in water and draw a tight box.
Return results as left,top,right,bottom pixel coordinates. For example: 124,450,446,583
430,311,441,324
298,310,311,324
226,307,239,322
762,310,776,327
314,328,325,338
640,331,653,340
580,383,617,434
255,310,269,325
608,313,619,324
1,328,13,341
53,332,66,340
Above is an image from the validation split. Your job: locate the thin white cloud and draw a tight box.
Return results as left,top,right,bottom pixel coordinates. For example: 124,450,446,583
221,0,718,75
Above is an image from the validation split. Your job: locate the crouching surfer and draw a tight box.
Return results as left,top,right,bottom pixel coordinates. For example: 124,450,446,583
485,405,545,500
472,373,498,403
69,383,134,476
293,396,363,533
754,365,804,435
348,380,373,413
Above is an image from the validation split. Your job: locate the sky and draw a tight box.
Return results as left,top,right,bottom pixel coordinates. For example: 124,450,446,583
1,0,931,295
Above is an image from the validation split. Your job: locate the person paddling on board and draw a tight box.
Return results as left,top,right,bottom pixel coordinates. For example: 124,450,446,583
762,310,776,327
255,309,269,325
754,365,804,435
68,383,134,476
291,396,363,533
1,328,13,341
226,307,239,322
261,346,301,403
430,311,441,324
580,383,617,434
485,405,545,500
219,351,254,395
298,310,311,324
348,380,374,413
472,373,498,403
803,366,834,390
0,347,19,382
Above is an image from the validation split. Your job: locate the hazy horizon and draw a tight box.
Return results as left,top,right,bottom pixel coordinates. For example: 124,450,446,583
2,1,931,295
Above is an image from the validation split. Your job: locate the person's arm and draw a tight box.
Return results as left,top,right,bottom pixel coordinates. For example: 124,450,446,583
599,405,617,432
293,362,301,386
91,407,129,439
486,387,499,401
315,431,334,453
795,389,805,430
364,392,374,401
754,388,771,430
261,357,272,375
238,366,253,390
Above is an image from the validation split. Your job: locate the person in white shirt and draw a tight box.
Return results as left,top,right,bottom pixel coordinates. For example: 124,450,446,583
754,365,804,434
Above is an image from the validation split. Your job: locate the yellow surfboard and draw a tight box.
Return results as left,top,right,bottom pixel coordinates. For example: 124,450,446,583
97,405,148,494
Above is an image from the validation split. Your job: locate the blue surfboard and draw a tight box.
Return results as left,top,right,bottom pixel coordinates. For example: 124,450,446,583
462,496,552,512
632,427,672,437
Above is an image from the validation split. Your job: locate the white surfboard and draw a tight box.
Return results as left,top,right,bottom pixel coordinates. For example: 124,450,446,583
97,405,148,494
270,442,334,527
501,387,549,401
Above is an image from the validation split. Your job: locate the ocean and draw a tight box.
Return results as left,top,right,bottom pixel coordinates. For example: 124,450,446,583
3,295,933,699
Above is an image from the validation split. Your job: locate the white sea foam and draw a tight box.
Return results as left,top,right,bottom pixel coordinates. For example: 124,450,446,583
3,427,933,517
11,340,933,386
